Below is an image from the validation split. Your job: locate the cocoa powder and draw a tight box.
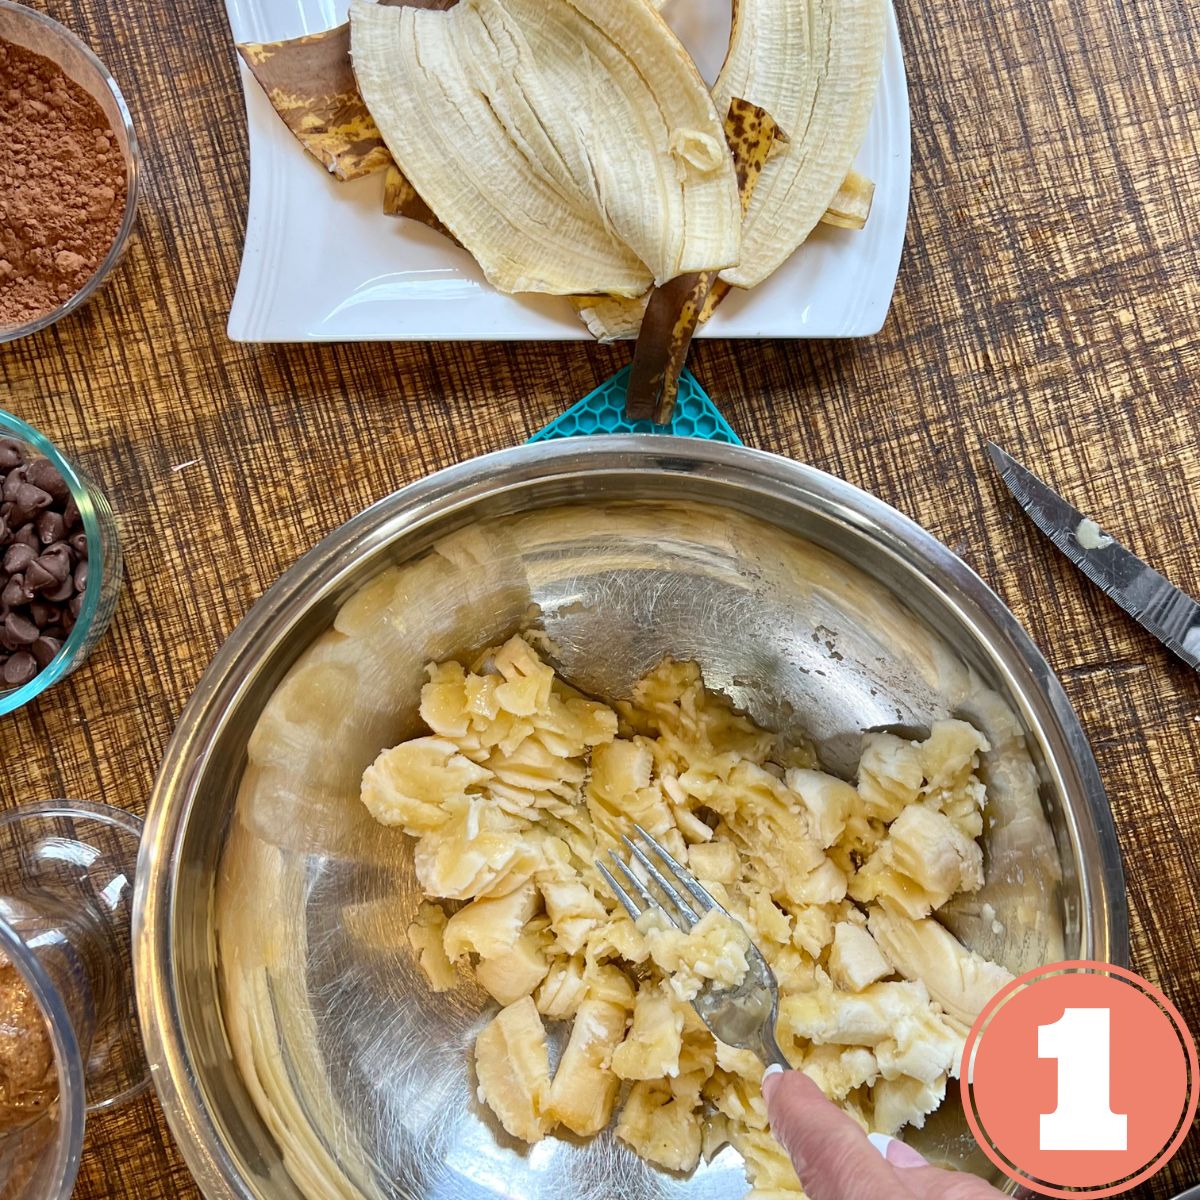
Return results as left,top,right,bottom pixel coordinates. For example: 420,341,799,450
0,37,127,329
0,955,56,1129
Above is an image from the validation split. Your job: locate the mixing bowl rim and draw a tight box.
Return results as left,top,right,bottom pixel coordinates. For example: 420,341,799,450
133,434,1127,1200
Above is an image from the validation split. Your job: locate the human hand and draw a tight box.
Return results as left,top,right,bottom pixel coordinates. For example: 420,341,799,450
761,1068,1008,1200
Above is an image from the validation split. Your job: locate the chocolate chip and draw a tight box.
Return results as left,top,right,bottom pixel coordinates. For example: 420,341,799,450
35,510,64,545
3,543,34,574
43,574,73,602
25,459,68,502
30,637,60,669
29,599,57,627
25,559,54,592
16,483,51,514
3,650,38,685
1,575,29,608
38,544,70,583
0,436,92,677
4,612,39,645
27,499,57,537
8,485,51,526
2,466,26,503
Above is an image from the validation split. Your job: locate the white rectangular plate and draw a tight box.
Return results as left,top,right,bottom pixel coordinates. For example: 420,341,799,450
225,0,910,342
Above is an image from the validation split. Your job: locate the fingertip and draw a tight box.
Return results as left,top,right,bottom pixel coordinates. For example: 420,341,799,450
761,1068,838,1131
867,1131,930,1169
885,1139,929,1169
767,1068,826,1105
763,1071,899,1194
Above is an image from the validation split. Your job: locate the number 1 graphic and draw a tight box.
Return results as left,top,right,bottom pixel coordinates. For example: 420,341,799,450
1038,1007,1128,1151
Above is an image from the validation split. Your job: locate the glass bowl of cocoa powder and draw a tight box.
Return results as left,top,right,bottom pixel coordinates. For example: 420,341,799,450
0,411,122,714
0,0,140,342
0,912,88,1200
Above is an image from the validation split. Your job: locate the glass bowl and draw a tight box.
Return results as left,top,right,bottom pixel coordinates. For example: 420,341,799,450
0,914,87,1200
0,411,122,715
0,799,148,1199
0,0,141,344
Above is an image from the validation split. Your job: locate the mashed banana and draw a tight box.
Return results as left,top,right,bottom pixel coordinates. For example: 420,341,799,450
360,635,1013,1196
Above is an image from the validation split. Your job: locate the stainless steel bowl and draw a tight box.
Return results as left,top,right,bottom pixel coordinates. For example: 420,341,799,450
134,436,1127,1200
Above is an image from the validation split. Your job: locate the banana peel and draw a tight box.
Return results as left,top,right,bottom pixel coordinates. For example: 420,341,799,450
237,26,390,181
714,0,886,289
696,278,731,325
571,165,872,342
236,0,456,183
349,0,741,297
821,169,875,230
570,165,871,342
238,0,724,269
575,0,886,339
242,0,884,332
381,164,459,243
626,99,777,423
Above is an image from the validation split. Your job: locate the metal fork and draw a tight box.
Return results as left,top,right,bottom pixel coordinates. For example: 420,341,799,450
596,824,789,1069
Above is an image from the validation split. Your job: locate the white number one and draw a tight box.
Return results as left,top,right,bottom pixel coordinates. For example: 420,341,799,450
1038,1007,1128,1151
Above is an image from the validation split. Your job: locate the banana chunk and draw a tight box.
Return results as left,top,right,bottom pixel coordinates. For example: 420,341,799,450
827,921,892,992
405,901,458,991
361,736,491,831
850,803,984,919
872,1073,949,1136
612,983,685,1081
868,906,1015,1031
545,998,628,1134
475,997,552,1142
616,1079,703,1172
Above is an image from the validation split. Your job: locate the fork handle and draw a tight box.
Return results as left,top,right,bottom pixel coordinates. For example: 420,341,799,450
761,1024,791,1071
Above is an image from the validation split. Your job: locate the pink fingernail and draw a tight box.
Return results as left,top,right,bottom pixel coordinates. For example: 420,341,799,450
886,1140,929,1169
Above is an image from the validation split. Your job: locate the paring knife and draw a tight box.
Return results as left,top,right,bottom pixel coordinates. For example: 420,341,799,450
986,442,1200,672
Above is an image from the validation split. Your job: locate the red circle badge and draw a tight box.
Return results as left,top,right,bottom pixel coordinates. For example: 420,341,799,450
961,961,1198,1197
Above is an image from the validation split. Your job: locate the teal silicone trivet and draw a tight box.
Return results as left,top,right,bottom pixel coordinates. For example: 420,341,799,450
529,365,741,444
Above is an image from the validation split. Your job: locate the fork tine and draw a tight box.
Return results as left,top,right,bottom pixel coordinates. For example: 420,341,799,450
622,834,699,928
595,860,644,922
607,849,663,918
632,823,723,917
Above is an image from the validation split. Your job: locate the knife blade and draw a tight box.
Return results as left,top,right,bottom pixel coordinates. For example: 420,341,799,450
986,441,1200,672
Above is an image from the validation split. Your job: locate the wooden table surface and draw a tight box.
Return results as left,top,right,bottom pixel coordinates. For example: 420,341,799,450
2,0,1198,1193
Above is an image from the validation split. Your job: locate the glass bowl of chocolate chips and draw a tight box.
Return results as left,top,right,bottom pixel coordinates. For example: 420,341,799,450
0,0,140,342
0,412,121,712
